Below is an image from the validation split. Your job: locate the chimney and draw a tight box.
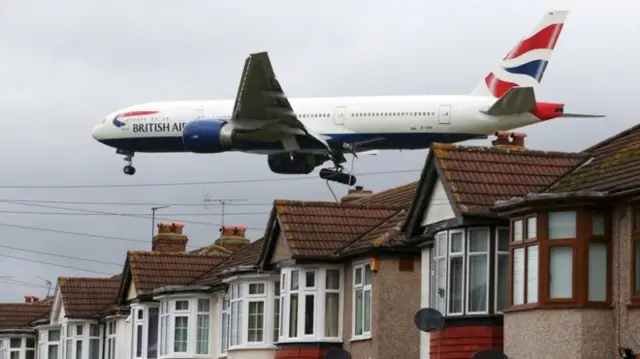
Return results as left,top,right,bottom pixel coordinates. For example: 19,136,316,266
491,131,526,148
340,186,373,203
215,225,250,250
152,222,188,252
24,296,38,303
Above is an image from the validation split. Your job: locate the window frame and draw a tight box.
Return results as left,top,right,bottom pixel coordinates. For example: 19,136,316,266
105,320,116,359
465,227,491,315
278,266,344,344
494,227,510,313
508,209,612,311
352,262,372,340
154,296,211,359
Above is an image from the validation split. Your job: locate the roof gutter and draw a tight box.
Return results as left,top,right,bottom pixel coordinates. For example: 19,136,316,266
492,190,609,213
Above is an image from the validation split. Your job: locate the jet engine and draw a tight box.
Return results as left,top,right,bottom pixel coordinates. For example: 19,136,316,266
182,119,237,153
267,153,328,174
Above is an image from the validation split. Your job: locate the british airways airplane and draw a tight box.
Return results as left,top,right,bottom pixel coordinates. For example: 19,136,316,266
91,10,601,185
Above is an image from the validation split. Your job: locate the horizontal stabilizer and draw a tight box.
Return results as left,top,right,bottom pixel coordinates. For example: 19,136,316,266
561,113,605,118
482,86,536,116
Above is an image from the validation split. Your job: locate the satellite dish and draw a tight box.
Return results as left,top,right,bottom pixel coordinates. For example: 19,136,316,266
471,348,508,359
413,307,445,333
324,348,351,359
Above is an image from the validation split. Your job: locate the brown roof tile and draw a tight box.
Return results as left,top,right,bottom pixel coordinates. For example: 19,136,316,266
58,276,120,319
128,251,229,295
275,200,402,257
340,210,409,255
432,143,588,214
0,302,51,330
352,181,418,209
193,238,265,286
546,124,640,194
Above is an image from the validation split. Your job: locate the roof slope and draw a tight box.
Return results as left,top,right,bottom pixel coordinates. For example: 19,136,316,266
0,302,51,330
431,143,588,214
351,181,418,209
546,124,640,193
128,251,229,294
275,200,403,257
58,276,121,318
193,238,265,286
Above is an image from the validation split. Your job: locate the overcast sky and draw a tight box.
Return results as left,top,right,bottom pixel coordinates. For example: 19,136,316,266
0,0,636,301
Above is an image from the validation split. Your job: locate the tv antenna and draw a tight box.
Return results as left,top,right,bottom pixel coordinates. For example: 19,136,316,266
201,193,248,228
36,276,53,297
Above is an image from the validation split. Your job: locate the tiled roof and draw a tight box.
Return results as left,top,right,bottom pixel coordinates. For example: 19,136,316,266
128,251,229,295
275,200,403,257
431,143,588,214
339,210,409,255
352,181,418,209
0,302,51,330
546,124,640,194
193,238,265,286
58,276,121,319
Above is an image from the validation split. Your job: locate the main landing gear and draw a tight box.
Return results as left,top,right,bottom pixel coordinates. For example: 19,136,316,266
319,152,357,186
117,149,136,175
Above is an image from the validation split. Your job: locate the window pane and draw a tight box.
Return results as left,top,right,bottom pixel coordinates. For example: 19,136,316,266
275,280,281,296
304,295,314,335
450,232,463,253
354,267,362,285
89,324,99,337
75,341,82,359
11,339,21,348
363,290,371,332
468,255,488,312
588,242,607,301
135,324,143,357
197,299,210,311
592,214,605,236
354,289,363,335
173,316,188,352
65,340,72,359
10,353,19,359
548,211,577,239
89,339,99,359
196,313,210,354
305,271,316,288
364,264,372,285
496,254,509,311
147,307,159,358
437,232,447,256
273,297,280,340
49,330,60,342
175,300,189,311
249,283,265,295
636,241,640,294
513,248,525,305
221,313,229,352
513,220,523,241
498,228,509,251
289,294,298,337
26,352,34,359
26,339,35,348
436,258,446,313
326,270,340,290
290,270,299,290
248,302,264,342
526,245,539,303
324,293,340,337
468,229,488,252
527,217,537,238
448,256,463,313
48,345,59,359
549,246,573,298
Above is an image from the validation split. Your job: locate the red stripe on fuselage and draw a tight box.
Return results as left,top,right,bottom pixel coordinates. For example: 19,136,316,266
504,23,564,60
485,73,518,98
116,110,158,119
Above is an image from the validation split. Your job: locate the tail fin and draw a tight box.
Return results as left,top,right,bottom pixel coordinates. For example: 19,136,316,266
470,10,569,97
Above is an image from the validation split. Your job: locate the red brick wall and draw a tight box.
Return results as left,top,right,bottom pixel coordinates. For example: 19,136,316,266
274,347,327,359
430,325,503,358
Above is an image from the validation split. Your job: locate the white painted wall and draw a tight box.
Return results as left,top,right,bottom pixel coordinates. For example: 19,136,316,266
421,179,456,226
420,247,431,359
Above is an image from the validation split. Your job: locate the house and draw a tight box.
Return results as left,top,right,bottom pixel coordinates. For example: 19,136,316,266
0,298,51,359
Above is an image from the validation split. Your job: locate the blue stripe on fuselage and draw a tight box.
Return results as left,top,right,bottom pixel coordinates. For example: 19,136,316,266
97,132,485,153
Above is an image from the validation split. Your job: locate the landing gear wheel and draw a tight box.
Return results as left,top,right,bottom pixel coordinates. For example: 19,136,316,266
123,165,136,175
319,168,356,186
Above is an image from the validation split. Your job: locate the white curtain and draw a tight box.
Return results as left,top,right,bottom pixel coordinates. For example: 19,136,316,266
549,246,573,298
588,242,607,301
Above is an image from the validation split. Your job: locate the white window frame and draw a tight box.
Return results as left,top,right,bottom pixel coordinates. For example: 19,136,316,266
105,320,116,359
170,299,190,354
352,262,372,340
279,266,344,344
494,227,510,313
466,227,490,315
195,298,211,355
246,282,267,344
155,296,211,359
4,337,37,359
219,294,230,356
446,229,465,316
87,324,99,359
129,304,159,359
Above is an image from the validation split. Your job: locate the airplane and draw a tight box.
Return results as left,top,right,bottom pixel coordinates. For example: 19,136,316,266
91,10,602,185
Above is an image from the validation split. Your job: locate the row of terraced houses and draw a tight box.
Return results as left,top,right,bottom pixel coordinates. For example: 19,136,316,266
2,124,640,359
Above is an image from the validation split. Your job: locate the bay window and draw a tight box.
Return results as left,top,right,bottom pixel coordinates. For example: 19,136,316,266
37,329,61,359
1,338,36,359
432,227,506,316
156,296,211,358
353,264,372,338
105,321,116,359
509,209,611,309
279,267,343,343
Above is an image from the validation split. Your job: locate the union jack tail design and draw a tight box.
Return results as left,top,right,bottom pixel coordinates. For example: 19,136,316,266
470,10,569,97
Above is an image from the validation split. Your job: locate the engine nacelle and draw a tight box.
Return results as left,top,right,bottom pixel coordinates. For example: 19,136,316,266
267,153,324,175
182,119,236,153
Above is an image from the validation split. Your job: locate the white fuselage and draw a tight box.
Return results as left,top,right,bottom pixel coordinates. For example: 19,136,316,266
91,94,539,154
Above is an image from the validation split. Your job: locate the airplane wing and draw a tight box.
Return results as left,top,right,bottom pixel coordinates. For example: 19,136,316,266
481,87,537,116
230,51,332,153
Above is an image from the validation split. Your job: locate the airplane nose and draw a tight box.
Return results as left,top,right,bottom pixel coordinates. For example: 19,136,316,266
92,124,101,140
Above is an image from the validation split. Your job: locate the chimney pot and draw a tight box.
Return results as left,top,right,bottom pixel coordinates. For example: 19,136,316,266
355,185,363,191
153,222,189,252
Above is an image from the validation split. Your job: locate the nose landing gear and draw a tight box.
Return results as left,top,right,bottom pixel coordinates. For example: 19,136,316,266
117,149,136,176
